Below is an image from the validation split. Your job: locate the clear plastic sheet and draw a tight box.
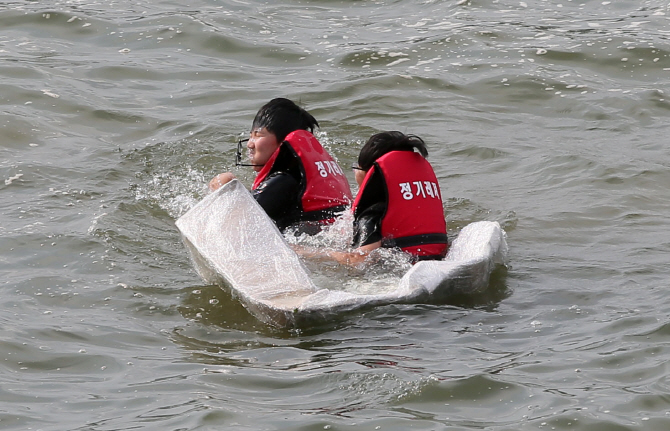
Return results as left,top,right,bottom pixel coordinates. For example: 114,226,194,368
176,179,508,327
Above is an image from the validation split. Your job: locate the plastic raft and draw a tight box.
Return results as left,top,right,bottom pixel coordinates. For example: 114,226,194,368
175,179,508,327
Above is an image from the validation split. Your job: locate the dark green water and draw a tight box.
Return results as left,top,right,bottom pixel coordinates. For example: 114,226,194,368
2,0,670,429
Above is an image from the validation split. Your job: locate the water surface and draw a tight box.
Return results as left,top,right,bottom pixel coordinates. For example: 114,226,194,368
2,0,670,429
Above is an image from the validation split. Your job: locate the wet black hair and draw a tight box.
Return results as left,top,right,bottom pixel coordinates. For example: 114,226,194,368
251,98,319,143
357,131,429,171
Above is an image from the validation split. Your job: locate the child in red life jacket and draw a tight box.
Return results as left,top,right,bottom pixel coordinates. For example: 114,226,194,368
324,131,448,265
209,98,352,233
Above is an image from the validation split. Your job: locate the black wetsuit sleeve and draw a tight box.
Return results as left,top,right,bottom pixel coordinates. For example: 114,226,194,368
252,172,300,223
352,202,385,247
352,167,387,247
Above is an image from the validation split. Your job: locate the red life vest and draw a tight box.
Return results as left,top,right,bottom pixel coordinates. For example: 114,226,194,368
353,151,448,258
252,130,352,221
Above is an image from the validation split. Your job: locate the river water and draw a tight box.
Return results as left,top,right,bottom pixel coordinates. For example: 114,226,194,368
2,0,670,429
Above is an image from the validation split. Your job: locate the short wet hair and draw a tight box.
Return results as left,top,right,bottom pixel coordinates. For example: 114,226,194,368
251,98,319,143
357,131,428,171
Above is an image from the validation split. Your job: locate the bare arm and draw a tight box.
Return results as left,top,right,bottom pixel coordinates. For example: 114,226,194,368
209,172,236,191
293,241,382,266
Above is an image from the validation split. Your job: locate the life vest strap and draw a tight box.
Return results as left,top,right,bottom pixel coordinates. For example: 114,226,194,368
412,254,446,263
381,233,449,249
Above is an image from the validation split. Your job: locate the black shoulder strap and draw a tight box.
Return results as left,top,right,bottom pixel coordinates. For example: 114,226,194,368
381,233,449,249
